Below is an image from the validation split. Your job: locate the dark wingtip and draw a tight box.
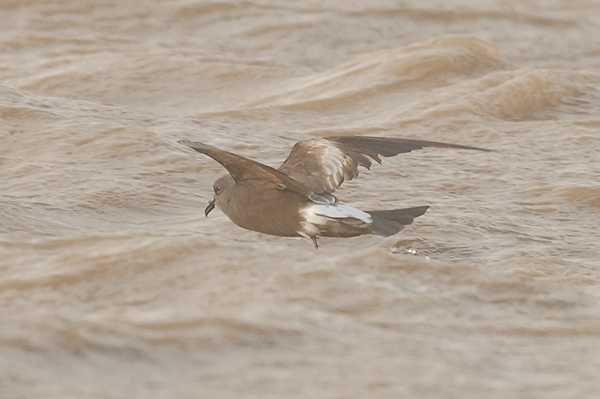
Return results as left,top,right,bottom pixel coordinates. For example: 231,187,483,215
463,145,493,152
178,139,196,147
328,135,492,158
179,140,215,154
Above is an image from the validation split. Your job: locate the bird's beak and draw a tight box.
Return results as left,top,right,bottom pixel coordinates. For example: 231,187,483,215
205,199,216,217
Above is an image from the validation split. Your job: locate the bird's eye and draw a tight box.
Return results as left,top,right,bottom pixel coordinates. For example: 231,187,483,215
214,185,222,194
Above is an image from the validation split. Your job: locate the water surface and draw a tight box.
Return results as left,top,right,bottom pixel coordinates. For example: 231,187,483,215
1,1,600,398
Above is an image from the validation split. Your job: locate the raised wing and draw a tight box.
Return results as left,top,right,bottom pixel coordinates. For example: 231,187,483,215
278,136,489,194
179,140,316,200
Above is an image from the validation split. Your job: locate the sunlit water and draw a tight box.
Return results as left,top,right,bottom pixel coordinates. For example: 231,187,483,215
1,1,600,398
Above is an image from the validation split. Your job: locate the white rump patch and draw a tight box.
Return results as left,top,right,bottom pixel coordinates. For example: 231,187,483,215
301,202,372,225
298,202,372,237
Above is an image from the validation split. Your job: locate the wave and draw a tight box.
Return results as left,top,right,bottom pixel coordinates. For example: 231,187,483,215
248,35,505,110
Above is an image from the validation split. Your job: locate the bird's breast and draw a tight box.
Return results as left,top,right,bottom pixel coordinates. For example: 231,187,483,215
217,184,308,237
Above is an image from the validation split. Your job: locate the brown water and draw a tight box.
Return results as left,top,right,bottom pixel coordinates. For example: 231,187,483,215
2,1,600,398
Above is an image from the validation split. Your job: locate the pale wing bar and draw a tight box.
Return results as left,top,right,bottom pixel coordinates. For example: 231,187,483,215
278,136,488,194
278,139,368,195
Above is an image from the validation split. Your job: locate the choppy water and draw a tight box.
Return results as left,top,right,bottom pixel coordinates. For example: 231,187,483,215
2,1,600,398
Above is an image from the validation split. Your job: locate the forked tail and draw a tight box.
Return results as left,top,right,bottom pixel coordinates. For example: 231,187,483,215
367,205,429,236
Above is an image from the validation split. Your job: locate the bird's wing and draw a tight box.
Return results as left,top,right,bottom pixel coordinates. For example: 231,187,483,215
277,136,489,194
179,140,320,201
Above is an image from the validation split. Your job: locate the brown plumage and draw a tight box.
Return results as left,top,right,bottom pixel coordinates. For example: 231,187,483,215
179,136,489,248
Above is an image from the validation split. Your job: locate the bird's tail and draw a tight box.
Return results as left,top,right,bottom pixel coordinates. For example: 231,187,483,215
366,206,429,236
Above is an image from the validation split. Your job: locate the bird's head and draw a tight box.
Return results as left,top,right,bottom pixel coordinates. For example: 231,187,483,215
205,174,235,217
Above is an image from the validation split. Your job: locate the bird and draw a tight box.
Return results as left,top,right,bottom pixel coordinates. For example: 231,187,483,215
179,136,488,248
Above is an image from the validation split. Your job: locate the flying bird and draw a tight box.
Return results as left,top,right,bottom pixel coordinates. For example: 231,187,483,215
179,136,488,248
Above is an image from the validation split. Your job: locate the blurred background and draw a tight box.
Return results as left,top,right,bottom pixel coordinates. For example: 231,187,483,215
1,1,600,398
